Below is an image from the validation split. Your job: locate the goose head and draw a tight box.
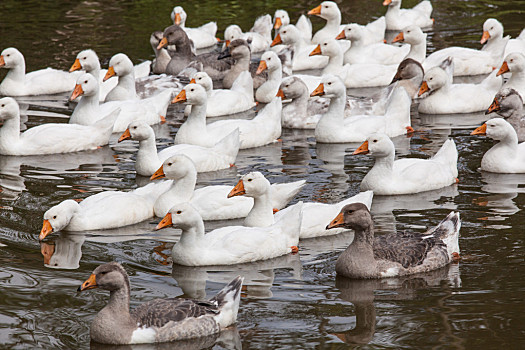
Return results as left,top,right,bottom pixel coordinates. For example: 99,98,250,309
0,97,20,121
471,118,516,141
481,18,504,44
78,262,130,292
171,83,207,105
70,73,99,100
70,49,99,73
40,200,79,240
308,1,340,21
158,24,189,50
310,38,341,58
497,52,525,76
190,72,213,92
393,25,425,45
337,24,364,42
224,25,243,46
171,6,187,26
151,154,196,181
228,172,271,199
486,88,523,117
0,47,24,69
104,53,134,81
119,120,154,143
229,39,251,60
257,51,281,74
156,202,202,231
353,133,395,158
326,202,372,231
418,66,448,97
278,76,308,100
391,58,424,84
273,10,290,30
311,74,345,99
271,24,300,46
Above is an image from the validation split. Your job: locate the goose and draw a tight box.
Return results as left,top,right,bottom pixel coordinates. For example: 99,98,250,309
480,18,525,58
382,0,433,30
149,31,173,74
39,180,172,239
228,171,374,238
150,154,305,218
496,52,525,100
0,47,81,96
354,133,458,195
471,118,525,173
118,121,240,176
390,58,425,98
69,73,171,133
78,262,242,344
223,15,272,53
218,39,267,89
390,25,427,63
0,97,117,156
308,1,385,45
255,51,282,103
417,58,502,114
273,10,312,43
155,201,302,266
311,75,412,143
171,6,218,50
186,71,255,117
326,203,460,279
172,84,282,149
486,88,525,142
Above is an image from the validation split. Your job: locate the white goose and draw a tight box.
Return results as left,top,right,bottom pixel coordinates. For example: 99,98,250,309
118,120,240,176
273,10,312,43
150,154,305,218
171,6,218,50
228,171,374,238
383,0,433,30
390,25,427,63
0,47,81,96
223,15,272,53
172,84,282,149
155,201,302,266
497,52,525,100
480,18,525,58
354,134,458,195
255,51,282,103
0,97,117,156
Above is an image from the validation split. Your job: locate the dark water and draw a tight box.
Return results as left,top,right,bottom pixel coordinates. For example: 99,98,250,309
1,0,525,348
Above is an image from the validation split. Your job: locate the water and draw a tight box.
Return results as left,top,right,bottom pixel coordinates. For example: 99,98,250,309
1,0,525,348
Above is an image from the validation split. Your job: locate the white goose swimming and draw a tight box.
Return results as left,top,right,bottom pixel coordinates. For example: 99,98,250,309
171,6,218,50
382,0,433,30
390,25,427,63
255,51,283,103
480,18,525,58
497,52,525,100
223,15,272,53
273,9,312,43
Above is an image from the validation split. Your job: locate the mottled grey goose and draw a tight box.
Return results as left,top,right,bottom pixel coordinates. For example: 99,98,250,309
486,88,525,142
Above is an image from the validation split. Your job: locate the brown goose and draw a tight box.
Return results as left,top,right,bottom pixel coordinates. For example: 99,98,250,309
326,203,460,279
78,262,243,344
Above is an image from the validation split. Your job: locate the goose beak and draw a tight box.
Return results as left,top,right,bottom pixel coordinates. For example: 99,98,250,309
103,66,116,82
383,0,392,5
392,32,404,43
270,34,282,47
276,89,286,99
480,30,490,44
155,213,172,230
418,81,429,97
486,98,500,114
78,274,97,292
70,84,84,101
326,212,345,229
309,45,322,56
497,61,509,76
118,128,131,143
308,5,322,16
228,180,245,198
69,58,82,72
274,17,282,29
190,78,196,84
0,55,5,67
471,123,487,136
256,60,267,75
174,13,182,25
150,166,166,181
353,140,369,155
157,37,168,50
225,40,231,47
310,83,324,97
39,219,53,241
41,242,55,265
171,89,187,104
335,30,346,40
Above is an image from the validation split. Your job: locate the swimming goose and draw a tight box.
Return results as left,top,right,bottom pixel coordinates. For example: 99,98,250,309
382,0,433,30
150,154,305,218
311,75,412,142
0,47,81,96
255,51,282,103
219,39,267,89
480,18,525,58
417,58,502,114
223,15,272,53
390,58,425,98
228,171,374,238
0,97,117,156
486,88,525,142
78,262,242,344
150,31,173,74
155,201,302,266
173,84,282,149
171,6,218,50
497,52,525,100
273,10,312,43
70,49,118,101
354,134,458,195
118,121,240,176
326,203,460,279
390,25,427,63
471,118,525,173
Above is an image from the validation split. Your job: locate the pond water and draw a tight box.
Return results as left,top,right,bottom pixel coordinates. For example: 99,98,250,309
0,0,524,349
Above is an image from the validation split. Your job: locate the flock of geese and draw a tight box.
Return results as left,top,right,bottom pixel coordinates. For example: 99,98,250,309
1,0,525,345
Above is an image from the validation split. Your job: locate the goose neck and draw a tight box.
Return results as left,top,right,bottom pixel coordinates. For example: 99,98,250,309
245,191,274,227
116,72,136,96
178,221,206,246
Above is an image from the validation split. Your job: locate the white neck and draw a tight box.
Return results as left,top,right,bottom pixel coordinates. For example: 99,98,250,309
244,190,274,227
70,89,101,125
135,135,161,176
177,219,206,248
4,62,26,84
0,117,20,154
155,169,197,216
116,71,136,96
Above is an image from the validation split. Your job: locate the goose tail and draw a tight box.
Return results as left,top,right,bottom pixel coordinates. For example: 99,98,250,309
210,276,244,328
269,180,305,209
432,139,458,178
275,201,303,245
93,107,120,143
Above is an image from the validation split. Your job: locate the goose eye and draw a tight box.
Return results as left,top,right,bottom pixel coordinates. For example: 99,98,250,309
190,88,194,92
176,210,182,214
490,27,494,30
83,57,87,60
167,162,172,166
53,215,57,219
285,84,289,88
133,126,137,129
407,30,411,33
429,77,433,81
247,178,252,182
268,57,271,61
510,59,514,62
1,104,4,107
84,80,88,83
100,271,108,275
328,82,332,85
6,54,9,57
283,31,287,34
373,139,377,143
323,43,327,46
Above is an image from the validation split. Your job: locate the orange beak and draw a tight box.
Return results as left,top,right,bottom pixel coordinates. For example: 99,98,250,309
418,81,430,97
118,128,131,143
309,45,322,56
486,98,500,114
276,89,286,99
392,32,404,43
174,13,182,25
78,274,97,291
103,66,116,82
256,60,267,75
225,40,231,47
335,30,346,40
41,242,55,265
70,84,84,101
471,123,487,136
383,0,392,5
270,34,282,47
190,78,196,84
308,5,322,16
39,219,54,241
497,61,509,76
274,17,282,29
326,212,345,229
227,180,246,198
155,213,173,230
310,83,325,97
157,37,168,50
69,58,82,72
353,140,370,155
0,55,5,67
171,89,187,104
480,30,490,44
150,166,166,181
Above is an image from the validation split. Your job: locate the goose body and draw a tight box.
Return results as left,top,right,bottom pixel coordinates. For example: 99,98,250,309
355,134,458,195
171,6,218,50
486,88,525,142
78,262,242,344
327,203,460,279
383,0,433,30
223,15,272,53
